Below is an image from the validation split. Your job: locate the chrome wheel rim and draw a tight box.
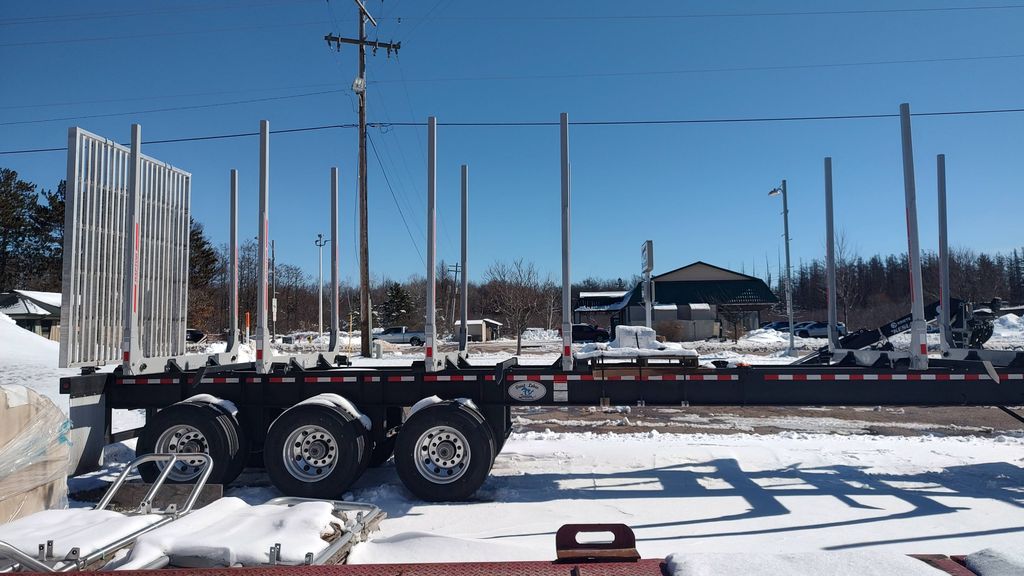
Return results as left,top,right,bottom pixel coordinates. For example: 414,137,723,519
414,426,470,484
154,425,209,481
282,425,337,482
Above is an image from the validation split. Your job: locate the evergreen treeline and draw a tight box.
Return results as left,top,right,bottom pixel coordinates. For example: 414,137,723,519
776,249,1024,329
0,169,64,293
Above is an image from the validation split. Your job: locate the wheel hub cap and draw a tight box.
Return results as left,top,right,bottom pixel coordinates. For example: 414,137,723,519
283,425,337,482
414,426,470,484
154,425,209,481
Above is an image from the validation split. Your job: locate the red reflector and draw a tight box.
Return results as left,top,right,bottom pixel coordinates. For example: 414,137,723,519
426,346,433,357
920,344,927,354
563,346,571,356
122,351,130,361
256,349,263,360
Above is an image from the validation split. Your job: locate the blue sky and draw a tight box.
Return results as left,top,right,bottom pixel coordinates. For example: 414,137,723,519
2,1,1023,286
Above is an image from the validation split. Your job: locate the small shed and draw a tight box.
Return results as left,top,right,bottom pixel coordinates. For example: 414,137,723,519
0,290,62,341
454,318,503,342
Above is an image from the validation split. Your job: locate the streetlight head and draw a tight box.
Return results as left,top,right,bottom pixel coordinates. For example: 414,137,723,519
768,188,782,197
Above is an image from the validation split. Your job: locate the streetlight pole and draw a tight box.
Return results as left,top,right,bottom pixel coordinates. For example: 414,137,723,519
315,233,327,341
769,180,795,355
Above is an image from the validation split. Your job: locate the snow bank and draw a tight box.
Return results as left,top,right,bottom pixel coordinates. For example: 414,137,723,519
665,551,944,575
0,508,162,558
117,497,337,568
522,328,559,341
0,312,74,414
966,547,1024,575
576,325,698,359
993,313,1024,336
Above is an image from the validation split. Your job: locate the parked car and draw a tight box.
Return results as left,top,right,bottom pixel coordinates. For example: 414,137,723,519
760,321,791,332
374,326,426,346
567,323,609,343
185,328,206,344
794,321,848,338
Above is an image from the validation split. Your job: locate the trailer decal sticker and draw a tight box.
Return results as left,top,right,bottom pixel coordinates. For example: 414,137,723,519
508,381,546,402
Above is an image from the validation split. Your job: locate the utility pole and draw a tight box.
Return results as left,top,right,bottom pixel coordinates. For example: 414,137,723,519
325,2,400,357
448,263,461,332
769,180,795,356
315,233,327,340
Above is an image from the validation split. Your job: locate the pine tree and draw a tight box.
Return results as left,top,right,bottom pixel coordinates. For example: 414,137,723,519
29,180,65,291
379,281,414,328
188,218,219,331
0,168,38,292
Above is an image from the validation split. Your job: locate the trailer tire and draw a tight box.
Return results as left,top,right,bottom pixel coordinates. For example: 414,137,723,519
137,402,246,485
263,403,369,499
395,401,495,502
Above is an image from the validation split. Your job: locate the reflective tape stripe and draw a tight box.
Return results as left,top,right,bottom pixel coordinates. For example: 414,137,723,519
200,377,239,384
122,378,176,384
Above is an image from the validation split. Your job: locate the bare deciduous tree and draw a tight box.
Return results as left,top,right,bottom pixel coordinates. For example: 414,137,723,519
484,259,543,354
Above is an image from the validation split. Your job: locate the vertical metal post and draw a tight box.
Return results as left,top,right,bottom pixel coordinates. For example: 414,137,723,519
425,116,437,370
329,167,341,352
900,103,928,370
644,273,652,329
256,120,271,373
459,164,469,352
825,157,839,352
781,180,795,355
316,234,325,340
227,169,239,352
121,124,142,375
937,154,952,354
560,113,573,371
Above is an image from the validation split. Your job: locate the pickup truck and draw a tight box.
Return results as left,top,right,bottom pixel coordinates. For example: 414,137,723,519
374,326,426,346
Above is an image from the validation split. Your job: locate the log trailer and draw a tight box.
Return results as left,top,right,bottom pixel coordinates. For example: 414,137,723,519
59,106,1024,504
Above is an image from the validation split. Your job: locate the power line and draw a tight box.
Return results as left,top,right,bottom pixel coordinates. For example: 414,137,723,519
5,106,1024,156
5,52,1022,116
374,53,1024,84
0,19,333,47
0,89,346,126
0,123,357,156
392,4,1024,21
367,133,425,266
0,0,322,26
0,82,338,111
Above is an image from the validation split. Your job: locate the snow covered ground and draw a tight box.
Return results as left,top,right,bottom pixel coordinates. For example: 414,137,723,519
343,431,1024,563
4,312,1024,566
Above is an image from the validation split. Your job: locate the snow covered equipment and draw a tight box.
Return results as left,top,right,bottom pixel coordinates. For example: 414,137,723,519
0,452,211,572
110,496,383,569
